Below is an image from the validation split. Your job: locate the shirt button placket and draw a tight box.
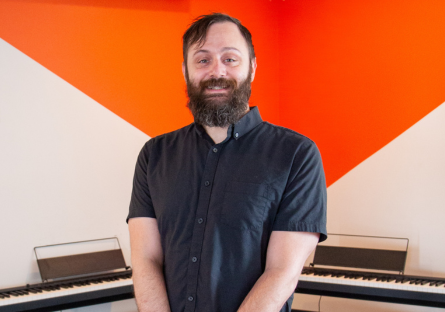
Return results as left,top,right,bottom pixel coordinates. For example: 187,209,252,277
186,144,222,311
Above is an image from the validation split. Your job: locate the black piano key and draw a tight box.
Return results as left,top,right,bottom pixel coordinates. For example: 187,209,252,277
414,280,424,285
47,286,59,291
337,273,345,277
436,282,445,286
28,289,40,293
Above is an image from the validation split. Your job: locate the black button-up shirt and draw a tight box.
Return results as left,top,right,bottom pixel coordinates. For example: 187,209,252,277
128,107,327,312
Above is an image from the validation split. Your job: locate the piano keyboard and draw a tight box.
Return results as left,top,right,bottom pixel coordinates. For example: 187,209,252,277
0,271,133,312
297,267,445,308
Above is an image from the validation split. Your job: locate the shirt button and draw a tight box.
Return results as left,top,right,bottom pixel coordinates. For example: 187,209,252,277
198,218,203,224
235,132,239,138
213,147,218,153
188,296,194,301
192,257,197,262
204,181,210,186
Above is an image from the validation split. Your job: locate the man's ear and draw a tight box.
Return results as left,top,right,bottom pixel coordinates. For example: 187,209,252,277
182,62,187,82
250,58,257,82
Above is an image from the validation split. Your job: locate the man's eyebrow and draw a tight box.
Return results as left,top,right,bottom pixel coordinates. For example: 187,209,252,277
221,47,241,53
193,49,210,56
192,47,242,56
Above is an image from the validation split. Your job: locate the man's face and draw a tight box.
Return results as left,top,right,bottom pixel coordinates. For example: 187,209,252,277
183,22,257,127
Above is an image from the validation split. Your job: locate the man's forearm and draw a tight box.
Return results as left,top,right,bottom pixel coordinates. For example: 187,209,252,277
237,268,299,312
132,259,171,312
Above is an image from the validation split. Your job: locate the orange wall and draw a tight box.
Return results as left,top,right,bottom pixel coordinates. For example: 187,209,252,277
279,1,445,185
1,0,444,186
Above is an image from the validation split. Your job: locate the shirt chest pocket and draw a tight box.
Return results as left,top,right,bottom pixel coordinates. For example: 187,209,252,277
220,181,270,231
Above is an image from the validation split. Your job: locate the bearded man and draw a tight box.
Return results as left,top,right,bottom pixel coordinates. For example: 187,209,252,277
127,13,327,312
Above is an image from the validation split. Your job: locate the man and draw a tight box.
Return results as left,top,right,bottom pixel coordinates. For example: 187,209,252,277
127,13,327,312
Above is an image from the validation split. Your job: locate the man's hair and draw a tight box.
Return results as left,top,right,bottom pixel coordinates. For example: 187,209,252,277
182,13,255,63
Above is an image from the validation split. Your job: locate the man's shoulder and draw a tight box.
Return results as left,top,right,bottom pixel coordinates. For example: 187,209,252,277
258,121,316,148
139,123,195,155
148,123,195,143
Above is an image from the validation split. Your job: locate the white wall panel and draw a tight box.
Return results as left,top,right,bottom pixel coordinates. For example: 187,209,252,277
0,39,148,310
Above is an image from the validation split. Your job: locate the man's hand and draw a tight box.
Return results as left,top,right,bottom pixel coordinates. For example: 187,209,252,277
237,231,319,312
129,217,171,312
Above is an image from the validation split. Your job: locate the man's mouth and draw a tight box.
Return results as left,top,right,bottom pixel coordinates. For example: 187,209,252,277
207,86,227,90
200,78,237,93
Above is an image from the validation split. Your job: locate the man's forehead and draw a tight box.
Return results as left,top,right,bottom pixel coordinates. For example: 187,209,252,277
188,22,249,55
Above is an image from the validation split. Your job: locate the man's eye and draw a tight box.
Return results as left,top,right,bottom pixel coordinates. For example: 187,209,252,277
198,59,208,63
225,58,236,62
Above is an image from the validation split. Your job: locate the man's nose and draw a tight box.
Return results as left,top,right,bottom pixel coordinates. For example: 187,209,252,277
209,60,226,78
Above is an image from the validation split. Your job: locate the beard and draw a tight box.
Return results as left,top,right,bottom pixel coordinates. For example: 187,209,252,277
186,70,252,127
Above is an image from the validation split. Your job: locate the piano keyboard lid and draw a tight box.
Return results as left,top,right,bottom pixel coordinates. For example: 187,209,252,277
34,237,130,283
310,233,409,274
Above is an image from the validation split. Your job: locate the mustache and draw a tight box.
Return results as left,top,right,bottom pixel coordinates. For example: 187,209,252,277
199,78,237,90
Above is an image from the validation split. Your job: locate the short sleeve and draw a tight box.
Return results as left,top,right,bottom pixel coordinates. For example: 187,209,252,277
272,140,327,242
126,140,156,223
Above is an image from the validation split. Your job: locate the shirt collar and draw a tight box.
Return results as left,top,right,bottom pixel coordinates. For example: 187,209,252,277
194,106,263,141
229,106,263,140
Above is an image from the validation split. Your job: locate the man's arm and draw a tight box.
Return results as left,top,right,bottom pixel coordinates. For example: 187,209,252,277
237,231,319,312
128,217,171,312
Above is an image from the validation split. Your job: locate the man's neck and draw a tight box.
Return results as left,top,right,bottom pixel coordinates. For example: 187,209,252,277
203,125,230,144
